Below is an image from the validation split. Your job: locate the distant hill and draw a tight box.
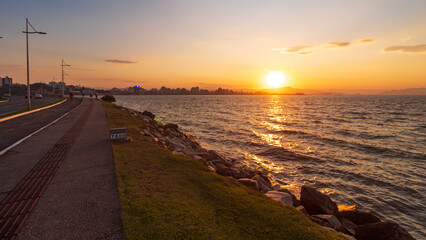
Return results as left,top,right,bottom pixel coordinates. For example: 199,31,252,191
380,88,426,95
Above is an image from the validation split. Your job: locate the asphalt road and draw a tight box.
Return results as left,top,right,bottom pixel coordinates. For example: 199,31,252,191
0,99,124,239
0,97,82,151
0,96,61,115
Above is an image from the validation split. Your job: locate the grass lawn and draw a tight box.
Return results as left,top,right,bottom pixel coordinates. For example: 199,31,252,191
103,102,349,240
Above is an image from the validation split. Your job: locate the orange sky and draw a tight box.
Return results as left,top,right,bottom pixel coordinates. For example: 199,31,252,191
1,1,425,90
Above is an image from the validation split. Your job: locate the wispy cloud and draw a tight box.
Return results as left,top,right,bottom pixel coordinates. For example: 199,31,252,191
383,44,426,54
328,42,351,47
272,39,372,55
105,59,137,64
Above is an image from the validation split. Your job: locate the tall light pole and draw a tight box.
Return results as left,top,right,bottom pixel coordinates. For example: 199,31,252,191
23,18,46,110
61,59,70,98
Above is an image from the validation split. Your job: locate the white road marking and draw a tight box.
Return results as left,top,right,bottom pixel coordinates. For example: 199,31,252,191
0,100,83,156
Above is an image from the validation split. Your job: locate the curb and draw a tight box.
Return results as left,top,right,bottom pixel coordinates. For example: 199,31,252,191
0,99,10,103
0,98,67,123
0,99,83,156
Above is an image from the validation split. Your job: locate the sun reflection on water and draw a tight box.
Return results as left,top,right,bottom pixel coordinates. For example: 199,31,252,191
240,151,284,174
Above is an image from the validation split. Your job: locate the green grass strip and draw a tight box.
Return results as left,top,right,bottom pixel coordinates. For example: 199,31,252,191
103,102,349,240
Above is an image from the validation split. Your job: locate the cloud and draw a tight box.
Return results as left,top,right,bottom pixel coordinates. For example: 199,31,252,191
383,44,426,53
328,42,351,47
271,45,312,54
105,59,137,64
272,38,376,55
285,45,311,52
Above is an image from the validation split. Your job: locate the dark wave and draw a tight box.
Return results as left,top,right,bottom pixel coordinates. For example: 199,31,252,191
258,147,323,162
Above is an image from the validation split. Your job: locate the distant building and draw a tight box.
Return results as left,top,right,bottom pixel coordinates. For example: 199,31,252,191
48,81,59,88
1,76,12,87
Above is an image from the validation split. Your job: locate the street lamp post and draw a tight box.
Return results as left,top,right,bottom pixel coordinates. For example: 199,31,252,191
61,59,70,98
23,18,46,110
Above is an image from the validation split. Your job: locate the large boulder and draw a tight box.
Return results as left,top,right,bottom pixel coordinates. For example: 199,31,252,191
142,110,155,120
338,205,380,225
230,167,252,179
163,123,179,131
300,185,338,216
203,150,229,163
296,205,309,216
251,175,273,193
279,188,300,207
238,178,260,190
355,221,415,240
341,217,356,236
265,191,293,206
213,162,232,176
313,215,346,233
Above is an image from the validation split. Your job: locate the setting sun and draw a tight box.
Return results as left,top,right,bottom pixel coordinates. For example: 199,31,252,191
266,71,286,88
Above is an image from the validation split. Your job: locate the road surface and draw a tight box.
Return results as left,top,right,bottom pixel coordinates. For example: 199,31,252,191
0,97,82,151
0,96,61,115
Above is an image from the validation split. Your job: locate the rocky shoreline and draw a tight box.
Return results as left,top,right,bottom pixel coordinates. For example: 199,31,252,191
120,106,415,240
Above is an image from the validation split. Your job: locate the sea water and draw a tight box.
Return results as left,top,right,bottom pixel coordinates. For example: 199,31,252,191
115,95,425,238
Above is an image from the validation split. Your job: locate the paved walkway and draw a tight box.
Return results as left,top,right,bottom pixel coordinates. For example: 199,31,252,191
0,99,124,239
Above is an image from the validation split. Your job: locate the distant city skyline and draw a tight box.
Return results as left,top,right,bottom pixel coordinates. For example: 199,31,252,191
0,0,425,90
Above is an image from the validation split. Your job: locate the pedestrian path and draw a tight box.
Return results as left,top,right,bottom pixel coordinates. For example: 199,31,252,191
0,99,124,240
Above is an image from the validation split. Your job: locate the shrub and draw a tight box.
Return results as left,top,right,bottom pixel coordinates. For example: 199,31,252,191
101,95,116,102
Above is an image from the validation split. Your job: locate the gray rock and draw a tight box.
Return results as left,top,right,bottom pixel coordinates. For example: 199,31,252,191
296,205,309,216
338,205,380,225
312,214,344,232
213,162,232,176
238,178,259,190
206,161,217,171
163,123,179,131
231,168,252,179
278,188,300,207
341,217,356,236
171,150,186,156
265,191,293,206
355,221,415,240
192,155,203,160
142,110,155,120
251,175,273,193
300,185,338,216
207,166,216,172
140,115,152,122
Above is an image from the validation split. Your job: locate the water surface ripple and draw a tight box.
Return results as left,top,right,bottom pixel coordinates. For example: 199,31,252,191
116,95,425,239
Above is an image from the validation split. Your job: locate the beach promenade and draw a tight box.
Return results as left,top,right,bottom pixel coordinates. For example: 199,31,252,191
0,98,124,239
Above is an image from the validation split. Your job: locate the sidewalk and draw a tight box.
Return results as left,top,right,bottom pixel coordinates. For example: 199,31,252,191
0,99,124,239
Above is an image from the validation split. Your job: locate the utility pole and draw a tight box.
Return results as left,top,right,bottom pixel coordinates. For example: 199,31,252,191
22,18,46,110
26,19,30,108
61,59,70,98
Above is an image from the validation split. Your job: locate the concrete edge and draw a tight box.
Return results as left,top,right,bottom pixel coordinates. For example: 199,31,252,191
0,99,11,103
0,99,83,156
0,98,67,123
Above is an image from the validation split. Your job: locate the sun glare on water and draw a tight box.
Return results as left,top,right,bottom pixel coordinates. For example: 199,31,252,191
266,71,286,88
